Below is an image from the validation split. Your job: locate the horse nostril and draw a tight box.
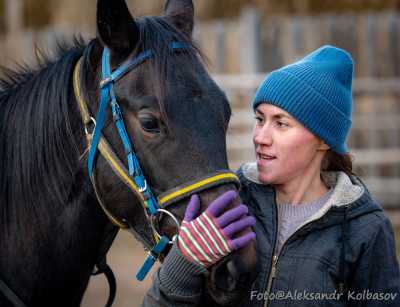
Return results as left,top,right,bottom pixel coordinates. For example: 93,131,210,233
212,259,238,292
226,260,240,279
226,274,236,288
207,255,257,306
212,258,253,292
226,259,253,285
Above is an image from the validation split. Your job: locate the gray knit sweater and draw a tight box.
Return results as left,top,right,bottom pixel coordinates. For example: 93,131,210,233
276,187,334,254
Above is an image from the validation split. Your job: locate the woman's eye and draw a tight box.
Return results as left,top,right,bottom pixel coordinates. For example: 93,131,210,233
139,115,160,133
277,121,288,127
254,116,263,124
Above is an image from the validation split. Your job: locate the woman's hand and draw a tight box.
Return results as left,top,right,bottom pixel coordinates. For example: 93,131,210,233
177,190,256,268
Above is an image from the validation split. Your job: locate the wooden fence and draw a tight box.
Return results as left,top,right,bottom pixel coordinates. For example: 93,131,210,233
0,10,399,213
214,75,400,211
1,9,400,77
195,10,400,77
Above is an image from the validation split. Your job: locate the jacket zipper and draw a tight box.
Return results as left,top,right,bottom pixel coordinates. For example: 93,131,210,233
263,208,334,307
263,188,278,307
263,254,278,307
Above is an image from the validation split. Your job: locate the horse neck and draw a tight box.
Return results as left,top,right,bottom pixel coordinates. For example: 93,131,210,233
1,193,110,306
0,67,111,306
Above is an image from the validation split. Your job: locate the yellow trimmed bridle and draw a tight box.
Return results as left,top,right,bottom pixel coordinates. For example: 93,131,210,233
73,53,240,281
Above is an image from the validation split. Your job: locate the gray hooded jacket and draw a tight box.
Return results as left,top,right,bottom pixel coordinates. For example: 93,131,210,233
142,163,400,306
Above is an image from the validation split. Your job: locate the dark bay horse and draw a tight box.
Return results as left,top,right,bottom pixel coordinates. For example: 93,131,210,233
0,0,257,306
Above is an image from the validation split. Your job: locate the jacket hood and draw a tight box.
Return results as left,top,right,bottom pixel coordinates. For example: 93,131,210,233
238,162,383,227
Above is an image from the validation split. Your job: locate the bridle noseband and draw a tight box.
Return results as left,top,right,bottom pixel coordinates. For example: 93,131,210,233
73,42,240,281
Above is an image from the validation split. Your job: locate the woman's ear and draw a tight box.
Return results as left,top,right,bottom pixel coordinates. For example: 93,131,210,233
318,140,330,151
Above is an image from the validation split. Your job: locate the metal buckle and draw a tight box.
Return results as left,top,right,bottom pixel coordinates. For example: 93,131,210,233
150,209,181,242
84,117,97,135
100,77,112,88
146,250,157,261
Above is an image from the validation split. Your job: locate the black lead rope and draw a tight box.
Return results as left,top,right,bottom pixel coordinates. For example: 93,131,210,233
0,278,27,307
0,266,116,307
92,224,120,307
92,257,117,307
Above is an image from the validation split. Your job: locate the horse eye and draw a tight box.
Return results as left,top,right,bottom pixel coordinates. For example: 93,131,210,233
138,115,160,134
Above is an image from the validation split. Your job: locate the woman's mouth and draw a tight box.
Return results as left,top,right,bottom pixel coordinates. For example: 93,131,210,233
257,153,277,163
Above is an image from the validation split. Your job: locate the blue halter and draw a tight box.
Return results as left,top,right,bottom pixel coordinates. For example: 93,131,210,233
81,42,241,282
88,42,188,281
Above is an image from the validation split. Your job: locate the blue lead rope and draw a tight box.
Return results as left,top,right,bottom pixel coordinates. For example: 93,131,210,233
87,42,189,281
136,236,170,281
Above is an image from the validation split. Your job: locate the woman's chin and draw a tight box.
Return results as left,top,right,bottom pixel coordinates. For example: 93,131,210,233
257,168,275,184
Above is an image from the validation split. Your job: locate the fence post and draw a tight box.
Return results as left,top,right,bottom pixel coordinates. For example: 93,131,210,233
215,22,226,73
239,6,262,73
5,0,23,35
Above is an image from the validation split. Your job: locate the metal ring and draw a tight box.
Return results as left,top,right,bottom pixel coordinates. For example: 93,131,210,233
150,209,181,241
84,117,97,135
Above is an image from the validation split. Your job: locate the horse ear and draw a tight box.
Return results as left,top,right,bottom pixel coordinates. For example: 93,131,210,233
164,0,194,37
96,0,139,55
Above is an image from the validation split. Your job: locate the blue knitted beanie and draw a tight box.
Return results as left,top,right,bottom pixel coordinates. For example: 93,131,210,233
252,45,353,154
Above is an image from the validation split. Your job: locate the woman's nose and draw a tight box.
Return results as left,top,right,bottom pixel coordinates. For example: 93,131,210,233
253,124,273,146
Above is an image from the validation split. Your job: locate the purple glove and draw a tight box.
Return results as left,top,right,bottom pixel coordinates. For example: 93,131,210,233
177,190,256,268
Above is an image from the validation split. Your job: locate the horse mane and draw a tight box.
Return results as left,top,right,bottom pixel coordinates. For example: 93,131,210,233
0,37,86,233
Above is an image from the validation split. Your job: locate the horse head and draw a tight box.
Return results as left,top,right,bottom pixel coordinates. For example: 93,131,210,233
77,0,257,305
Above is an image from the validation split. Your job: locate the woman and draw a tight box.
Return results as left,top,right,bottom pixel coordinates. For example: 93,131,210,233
142,45,400,306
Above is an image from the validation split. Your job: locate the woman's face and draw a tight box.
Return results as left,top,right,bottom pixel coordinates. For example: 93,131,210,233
253,103,327,185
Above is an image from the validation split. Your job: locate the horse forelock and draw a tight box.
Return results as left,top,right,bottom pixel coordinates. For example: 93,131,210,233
135,16,205,124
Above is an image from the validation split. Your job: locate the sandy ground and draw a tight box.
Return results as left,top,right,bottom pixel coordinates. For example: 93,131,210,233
81,231,159,307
